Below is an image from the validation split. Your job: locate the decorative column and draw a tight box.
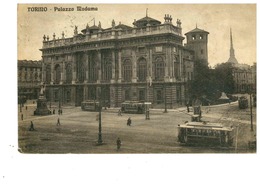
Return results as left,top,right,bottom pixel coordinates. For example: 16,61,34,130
60,61,65,84
50,58,54,84
132,48,137,83
118,49,122,83
72,54,76,84
41,61,45,83
164,45,169,82
111,50,116,83
84,51,89,83
97,50,102,83
179,49,182,80
148,47,153,78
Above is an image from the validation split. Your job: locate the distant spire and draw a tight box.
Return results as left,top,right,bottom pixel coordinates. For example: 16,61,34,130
146,8,148,17
230,28,233,49
227,27,238,64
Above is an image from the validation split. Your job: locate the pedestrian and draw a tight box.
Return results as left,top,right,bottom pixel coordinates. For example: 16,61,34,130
58,109,60,115
26,106,28,110
127,117,131,126
186,103,190,113
57,118,60,126
116,137,121,150
29,121,35,131
21,114,23,121
60,109,62,115
118,109,122,116
53,109,55,114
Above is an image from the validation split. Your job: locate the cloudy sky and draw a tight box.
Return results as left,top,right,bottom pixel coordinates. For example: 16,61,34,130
18,4,256,67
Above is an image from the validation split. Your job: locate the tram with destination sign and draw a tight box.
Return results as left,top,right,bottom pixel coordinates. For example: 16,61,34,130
177,121,234,146
121,101,145,114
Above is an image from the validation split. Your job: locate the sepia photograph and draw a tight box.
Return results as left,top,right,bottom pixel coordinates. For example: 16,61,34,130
17,3,257,154
0,1,259,184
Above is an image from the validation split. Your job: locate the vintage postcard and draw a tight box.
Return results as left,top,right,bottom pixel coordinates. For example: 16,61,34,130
17,4,256,154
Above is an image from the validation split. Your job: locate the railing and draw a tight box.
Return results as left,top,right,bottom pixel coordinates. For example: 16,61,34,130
42,24,182,49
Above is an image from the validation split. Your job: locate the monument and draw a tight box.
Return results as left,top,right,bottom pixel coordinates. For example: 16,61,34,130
34,83,50,115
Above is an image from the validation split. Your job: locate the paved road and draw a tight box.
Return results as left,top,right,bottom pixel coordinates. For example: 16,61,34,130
18,101,256,153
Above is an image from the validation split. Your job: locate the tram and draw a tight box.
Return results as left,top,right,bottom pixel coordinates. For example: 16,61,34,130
121,101,145,114
177,121,234,146
81,100,100,111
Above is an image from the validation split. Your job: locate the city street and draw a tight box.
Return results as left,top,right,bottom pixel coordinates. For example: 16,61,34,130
18,101,256,153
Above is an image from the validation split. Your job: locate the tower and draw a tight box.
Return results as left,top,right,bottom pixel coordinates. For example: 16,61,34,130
227,28,238,64
185,26,209,66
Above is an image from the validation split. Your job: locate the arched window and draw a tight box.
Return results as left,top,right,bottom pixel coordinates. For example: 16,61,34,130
76,60,86,83
154,57,165,81
122,59,132,82
89,52,98,82
66,63,72,84
54,64,61,84
137,58,147,82
103,60,112,81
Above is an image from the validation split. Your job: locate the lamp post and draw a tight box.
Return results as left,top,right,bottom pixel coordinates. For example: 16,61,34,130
97,87,103,144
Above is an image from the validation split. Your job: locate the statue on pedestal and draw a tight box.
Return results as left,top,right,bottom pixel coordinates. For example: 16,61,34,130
34,83,50,116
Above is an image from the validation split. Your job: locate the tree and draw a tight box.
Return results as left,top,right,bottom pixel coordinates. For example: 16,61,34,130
214,62,235,94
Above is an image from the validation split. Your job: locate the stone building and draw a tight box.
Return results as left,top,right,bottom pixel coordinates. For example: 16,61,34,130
40,14,202,108
226,29,255,93
18,60,42,99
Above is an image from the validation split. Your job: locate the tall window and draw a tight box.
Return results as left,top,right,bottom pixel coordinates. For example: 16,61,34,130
103,60,112,81
46,64,51,83
76,53,86,83
89,53,98,82
123,59,132,82
76,60,86,83
54,64,61,84
154,57,165,81
66,63,72,83
137,58,147,82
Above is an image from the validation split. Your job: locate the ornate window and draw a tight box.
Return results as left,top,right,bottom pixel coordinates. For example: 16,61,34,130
76,53,86,83
122,59,132,82
89,53,98,82
54,64,61,84
103,60,112,81
137,58,147,82
154,57,165,81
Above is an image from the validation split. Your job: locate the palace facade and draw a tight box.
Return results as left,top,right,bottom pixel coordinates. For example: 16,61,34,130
40,14,207,108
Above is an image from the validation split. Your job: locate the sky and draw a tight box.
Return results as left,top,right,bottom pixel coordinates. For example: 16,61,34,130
17,4,256,67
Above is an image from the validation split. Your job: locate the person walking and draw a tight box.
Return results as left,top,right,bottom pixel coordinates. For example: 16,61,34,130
57,118,61,126
118,109,122,116
116,137,121,151
127,117,132,126
29,121,35,131
21,114,23,121
60,109,62,115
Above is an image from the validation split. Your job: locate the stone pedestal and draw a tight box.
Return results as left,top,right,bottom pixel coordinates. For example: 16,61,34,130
34,96,51,116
